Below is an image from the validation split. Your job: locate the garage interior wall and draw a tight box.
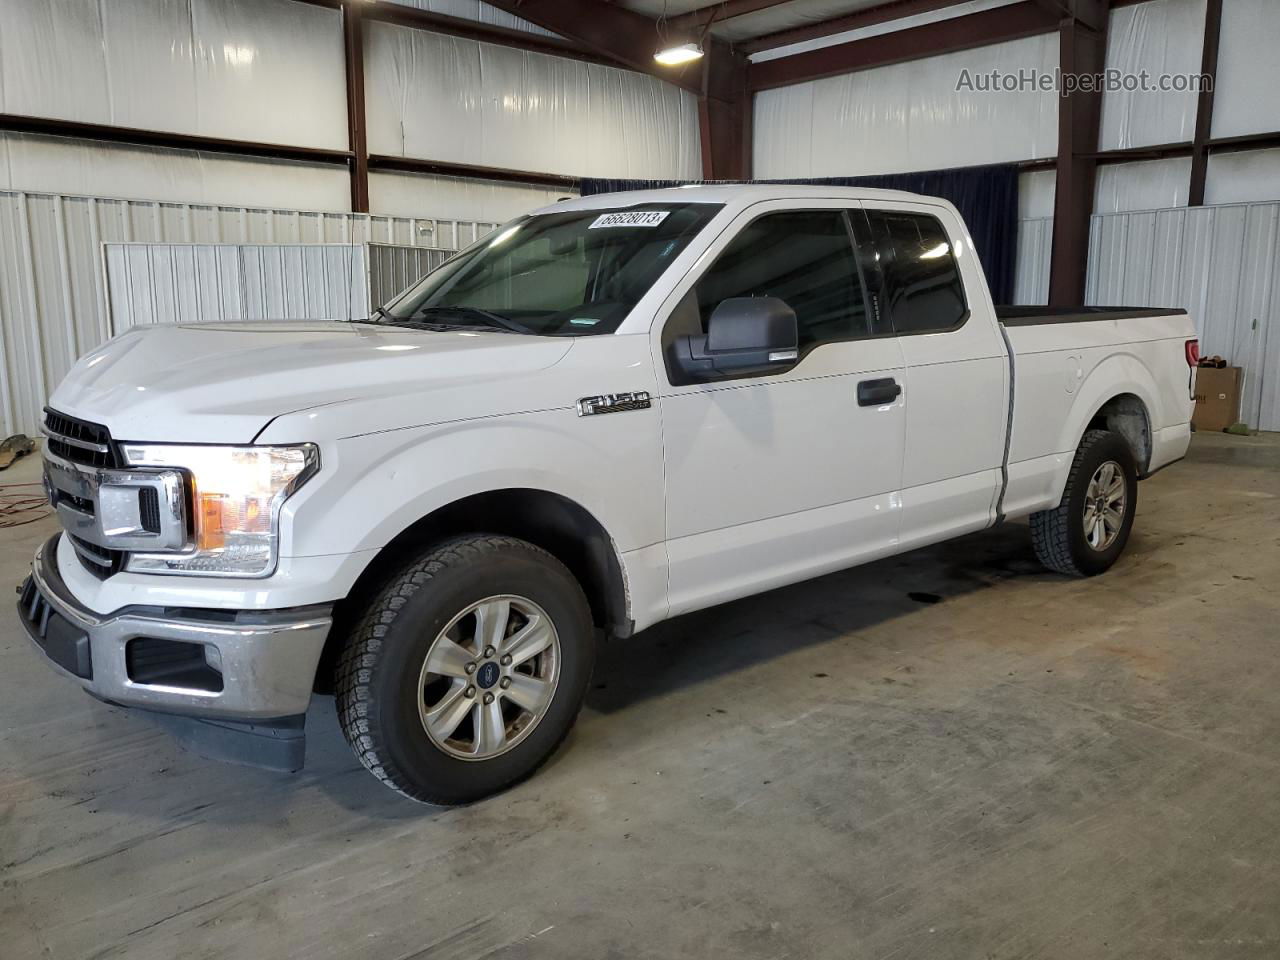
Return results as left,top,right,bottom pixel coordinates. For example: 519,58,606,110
1097,0,1204,152
377,0,557,37
1087,201,1280,431
364,23,701,182
753,28,1062,302
0,0,701,213
750,0,1279,430
1085,0,1280,432
752,34,1059,179
0,0,703,435
0,189,498,437
1025,0,1280,429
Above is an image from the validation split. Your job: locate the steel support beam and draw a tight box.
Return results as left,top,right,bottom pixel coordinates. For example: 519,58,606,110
368,155,578,190
669,0,796,32
1188,0,1223,206
747,2,1060,91
342,1,369,213
699,37,752,180
741,0,974,54
1208,131,1280,154
1092,140,1192,164
481,0,704,94
1048,0,1110,306
742,0,1144,54
0,113,352,166
363,3,616,66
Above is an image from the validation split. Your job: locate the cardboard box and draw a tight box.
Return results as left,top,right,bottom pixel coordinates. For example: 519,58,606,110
1192,365,1242,431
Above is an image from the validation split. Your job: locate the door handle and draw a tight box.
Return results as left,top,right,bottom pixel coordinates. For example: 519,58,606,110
857,377,902,407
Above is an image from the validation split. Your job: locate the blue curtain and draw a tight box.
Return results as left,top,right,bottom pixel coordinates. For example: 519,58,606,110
578,163,1020,305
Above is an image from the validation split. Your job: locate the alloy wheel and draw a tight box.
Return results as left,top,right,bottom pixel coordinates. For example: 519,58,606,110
1082,460,1127,551
417,595,561,761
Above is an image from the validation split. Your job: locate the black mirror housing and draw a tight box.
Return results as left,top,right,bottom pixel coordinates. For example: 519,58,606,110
668,297,799,385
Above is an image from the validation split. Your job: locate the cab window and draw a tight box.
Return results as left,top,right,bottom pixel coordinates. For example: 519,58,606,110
864,210,967,334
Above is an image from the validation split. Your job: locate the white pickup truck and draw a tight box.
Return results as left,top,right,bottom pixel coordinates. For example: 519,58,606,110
19,185,1197,804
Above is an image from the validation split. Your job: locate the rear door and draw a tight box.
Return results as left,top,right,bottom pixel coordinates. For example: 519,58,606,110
855,201,1008,549
654,201,906,616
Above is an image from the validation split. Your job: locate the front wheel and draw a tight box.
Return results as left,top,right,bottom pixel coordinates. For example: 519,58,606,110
1030,428,1138,577
335,535,595,804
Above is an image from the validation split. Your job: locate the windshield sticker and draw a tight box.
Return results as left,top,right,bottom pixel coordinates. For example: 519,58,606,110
589,211,670,229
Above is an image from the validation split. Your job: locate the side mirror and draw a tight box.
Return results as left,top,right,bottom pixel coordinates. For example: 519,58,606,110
550,234,579,256
668,297,799,384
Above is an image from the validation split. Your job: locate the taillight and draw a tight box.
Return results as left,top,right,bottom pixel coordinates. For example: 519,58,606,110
1185,339,1200,367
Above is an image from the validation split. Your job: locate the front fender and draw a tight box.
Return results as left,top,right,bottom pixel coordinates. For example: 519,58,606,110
279,407,666,561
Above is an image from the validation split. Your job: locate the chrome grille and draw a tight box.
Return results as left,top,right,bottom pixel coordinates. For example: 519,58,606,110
42,407,118,469
43,408,125,578
69,534,125,578
139,487,161,534
41,408,188,579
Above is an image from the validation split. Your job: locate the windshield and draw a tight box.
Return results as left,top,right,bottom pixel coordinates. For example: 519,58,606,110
376,202,723,336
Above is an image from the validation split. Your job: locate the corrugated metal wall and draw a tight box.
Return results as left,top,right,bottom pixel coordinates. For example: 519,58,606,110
367,244,454,309
0,189,492,436
1017,201,1279,430
1087,200,1280,431
1014,217,1054,305
105,244,369,331
102,242,454,332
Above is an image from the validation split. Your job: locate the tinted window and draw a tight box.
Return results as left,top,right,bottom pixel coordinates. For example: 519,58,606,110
693,210,869,349
868,211,967,334
382,203,722,336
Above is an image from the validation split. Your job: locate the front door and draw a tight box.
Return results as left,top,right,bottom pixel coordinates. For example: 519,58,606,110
856,201,1009,549
654,201,907,616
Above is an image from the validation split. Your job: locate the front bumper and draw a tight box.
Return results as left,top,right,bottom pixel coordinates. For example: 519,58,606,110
18,535,332,720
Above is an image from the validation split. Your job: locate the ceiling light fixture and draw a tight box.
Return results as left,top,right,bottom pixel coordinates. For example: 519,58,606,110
654,42,703,66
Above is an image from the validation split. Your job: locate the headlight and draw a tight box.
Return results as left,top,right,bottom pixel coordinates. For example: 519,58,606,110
119,443,319,577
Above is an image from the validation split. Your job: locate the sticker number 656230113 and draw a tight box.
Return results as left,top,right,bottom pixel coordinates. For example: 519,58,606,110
589,211,670,229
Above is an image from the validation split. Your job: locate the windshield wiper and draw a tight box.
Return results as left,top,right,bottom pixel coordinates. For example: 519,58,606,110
404,305,538,336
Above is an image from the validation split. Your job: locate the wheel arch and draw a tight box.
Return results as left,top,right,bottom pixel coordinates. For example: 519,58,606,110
1085,393,1152,475
316,488,630,693
1062,354,1160,476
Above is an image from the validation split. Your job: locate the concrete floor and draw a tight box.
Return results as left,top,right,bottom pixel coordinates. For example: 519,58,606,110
2,432,1279,959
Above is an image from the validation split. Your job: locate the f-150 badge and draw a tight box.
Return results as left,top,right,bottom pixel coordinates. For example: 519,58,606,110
576,392,652,417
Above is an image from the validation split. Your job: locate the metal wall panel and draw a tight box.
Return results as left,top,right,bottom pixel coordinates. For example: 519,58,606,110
1014,217,1053,306
103,242,456,332
365,22,702,180
1087,201,1280,431
0,0,348,149
1097,0,1204,152
104,244,369,331
753,34,1058,178
367,243,454,309
0,189,495,436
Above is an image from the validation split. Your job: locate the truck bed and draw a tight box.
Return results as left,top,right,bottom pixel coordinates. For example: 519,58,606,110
996,305,1185,327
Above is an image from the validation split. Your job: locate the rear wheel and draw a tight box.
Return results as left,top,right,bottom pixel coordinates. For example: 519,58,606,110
1030,429,1138,577
335,535,595,804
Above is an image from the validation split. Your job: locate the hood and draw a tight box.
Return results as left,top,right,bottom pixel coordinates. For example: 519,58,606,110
49,320,575,443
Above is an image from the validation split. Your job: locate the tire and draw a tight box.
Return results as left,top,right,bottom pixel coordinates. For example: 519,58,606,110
1030,429,1138,577
335,534,595,804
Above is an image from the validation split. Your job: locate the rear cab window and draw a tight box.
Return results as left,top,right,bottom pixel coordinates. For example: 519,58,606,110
861,210,968,335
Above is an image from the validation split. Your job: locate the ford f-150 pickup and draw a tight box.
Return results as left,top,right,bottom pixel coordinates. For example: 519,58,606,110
18,185,1197,804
